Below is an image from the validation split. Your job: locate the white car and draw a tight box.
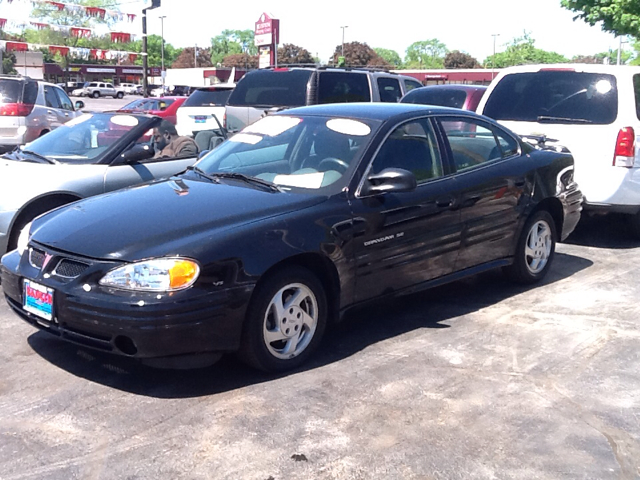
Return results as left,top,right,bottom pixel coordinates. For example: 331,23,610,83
478,64,640,236
120,83,141,95
176,85,234,136
83,82,125,99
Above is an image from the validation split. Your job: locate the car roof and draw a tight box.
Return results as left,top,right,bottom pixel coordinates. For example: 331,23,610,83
279,102,477,120
411,84,487,92
497,63,640,74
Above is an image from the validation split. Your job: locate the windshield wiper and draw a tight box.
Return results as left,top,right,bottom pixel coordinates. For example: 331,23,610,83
210,172,281,192
18,150,56,164
537,116,593,124
186,165,220,183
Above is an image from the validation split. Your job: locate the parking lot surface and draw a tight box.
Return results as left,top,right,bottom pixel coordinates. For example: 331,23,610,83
1,216,640,479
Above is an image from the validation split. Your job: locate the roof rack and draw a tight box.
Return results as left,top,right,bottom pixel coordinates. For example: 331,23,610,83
262,64,393,73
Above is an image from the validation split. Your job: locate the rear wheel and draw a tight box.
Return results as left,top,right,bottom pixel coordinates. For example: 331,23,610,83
116,92,124,99
238,266,327,372
504,210,556,284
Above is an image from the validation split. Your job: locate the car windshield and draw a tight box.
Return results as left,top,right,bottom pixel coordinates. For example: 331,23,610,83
483,71,618,124
183,88,233,107
119,99,149,110
194,114,378,191
15,113,150,164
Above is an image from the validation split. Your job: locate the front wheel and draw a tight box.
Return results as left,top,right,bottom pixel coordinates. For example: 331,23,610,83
92,91,100,98
504,210,556,284
238,266,327,372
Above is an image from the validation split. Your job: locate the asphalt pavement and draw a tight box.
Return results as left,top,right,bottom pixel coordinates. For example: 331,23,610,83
74,94,145,112
1,214,639,479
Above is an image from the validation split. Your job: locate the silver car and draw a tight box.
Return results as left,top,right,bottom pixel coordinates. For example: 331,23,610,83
0,75,85,151
0,112,199,256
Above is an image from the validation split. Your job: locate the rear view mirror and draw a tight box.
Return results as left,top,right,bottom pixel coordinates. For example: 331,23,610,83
120,144,155,163
158,101,167,111
361,168,417,196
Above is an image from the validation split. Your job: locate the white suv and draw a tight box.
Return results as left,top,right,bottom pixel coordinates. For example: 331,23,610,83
83,82,125,99
0,75,84,152
478,64,640,235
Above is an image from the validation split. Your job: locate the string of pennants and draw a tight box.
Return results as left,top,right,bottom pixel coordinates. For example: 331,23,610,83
0,0,137,23
0,40,139,62
0,18,134,41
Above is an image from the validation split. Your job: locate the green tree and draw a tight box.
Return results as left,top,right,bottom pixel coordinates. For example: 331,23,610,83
484,33,568,68
561,0,640,37
211,29,256,66
172,47,213,68
404,39,448,68
631,39,640,65
2,50,17,74
444,50,480,69
277,43,314,65
571,49,633,64
128,35,181,67
222,53,258,69
331,41,390,67
374,48,402,67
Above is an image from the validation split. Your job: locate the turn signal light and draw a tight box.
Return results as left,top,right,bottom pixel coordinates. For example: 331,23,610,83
0,103,35,116
613,127,635,167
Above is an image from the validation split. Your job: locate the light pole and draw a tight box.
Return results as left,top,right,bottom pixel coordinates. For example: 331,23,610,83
340,25,348,58
159,15,166,90
491,33,500,80
194,43,197,68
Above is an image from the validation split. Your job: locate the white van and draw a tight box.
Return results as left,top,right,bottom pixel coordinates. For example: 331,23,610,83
478,64,640,235
175,85,234,137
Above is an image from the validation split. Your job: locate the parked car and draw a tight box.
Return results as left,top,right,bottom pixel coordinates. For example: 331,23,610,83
401,84,487,111
83,82,125,99
0,112,199,256
477,64,640,236
120,83,141,95
71,82,89,96
0,75,84,152
176,85,234,136
224,67,424,132
1,103,582,372
116,96,187,125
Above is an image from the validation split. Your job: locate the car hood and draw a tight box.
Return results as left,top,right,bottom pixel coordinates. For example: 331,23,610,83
30,176,327,261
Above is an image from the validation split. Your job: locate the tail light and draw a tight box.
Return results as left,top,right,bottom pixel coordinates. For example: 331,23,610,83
613,127,635,167
0,103,35,116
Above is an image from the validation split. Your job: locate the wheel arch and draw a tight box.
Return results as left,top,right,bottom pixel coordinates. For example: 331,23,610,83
529,197,564,239
252,252,342,324
7,192,83,249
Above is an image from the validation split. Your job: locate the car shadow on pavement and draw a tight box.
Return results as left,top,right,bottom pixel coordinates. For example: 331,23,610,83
564,213,640,249
26,252,593,398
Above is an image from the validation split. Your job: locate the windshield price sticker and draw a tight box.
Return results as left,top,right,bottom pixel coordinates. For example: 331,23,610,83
23,279,54,321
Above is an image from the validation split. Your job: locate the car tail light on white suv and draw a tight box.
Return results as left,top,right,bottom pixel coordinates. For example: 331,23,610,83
0,103,34,116
613,127,636,168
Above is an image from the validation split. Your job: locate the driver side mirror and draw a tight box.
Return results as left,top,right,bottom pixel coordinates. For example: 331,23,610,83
120,144,155,163
361,168,417,196
158,101,167,111
74,100,85,110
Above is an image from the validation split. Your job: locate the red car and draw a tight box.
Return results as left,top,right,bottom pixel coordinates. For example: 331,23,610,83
116,96,187,125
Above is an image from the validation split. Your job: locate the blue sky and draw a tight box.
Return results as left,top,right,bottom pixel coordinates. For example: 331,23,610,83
5,0,628,62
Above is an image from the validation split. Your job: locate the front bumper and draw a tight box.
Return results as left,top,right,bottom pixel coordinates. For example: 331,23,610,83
1,247,254,361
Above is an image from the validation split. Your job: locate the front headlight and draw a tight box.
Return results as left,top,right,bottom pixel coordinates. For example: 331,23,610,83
99,258,200,292
16,221,33,255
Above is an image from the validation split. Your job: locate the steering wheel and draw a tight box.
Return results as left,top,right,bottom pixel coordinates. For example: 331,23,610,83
318,157,349,173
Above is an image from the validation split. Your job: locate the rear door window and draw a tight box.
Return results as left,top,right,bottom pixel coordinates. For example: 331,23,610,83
318,72,371,103
634,75,640,121
184,89,233,107
483,71,618,125
377,77,402,103
227,70,312,107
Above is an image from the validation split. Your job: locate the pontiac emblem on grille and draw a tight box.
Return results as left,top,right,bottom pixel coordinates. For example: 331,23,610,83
41,253,53,270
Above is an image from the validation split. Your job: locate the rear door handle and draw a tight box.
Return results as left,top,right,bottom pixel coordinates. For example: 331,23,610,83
436,197,453,208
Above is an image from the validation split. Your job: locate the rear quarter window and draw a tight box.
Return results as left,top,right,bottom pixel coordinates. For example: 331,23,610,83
483,71,618,125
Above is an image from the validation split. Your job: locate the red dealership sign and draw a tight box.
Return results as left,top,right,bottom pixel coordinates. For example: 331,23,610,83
254,12,279,46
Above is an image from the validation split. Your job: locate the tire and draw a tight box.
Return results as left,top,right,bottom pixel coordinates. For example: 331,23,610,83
92,91,100,98
238,266,327,372
504,210,556,284
627,212,640,239
116,92,124,99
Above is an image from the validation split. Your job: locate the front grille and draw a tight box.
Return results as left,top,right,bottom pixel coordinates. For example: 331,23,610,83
53,259,90,279
29,248,46,269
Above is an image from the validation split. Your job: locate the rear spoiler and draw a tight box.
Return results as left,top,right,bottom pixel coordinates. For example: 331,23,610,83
520,134,570,153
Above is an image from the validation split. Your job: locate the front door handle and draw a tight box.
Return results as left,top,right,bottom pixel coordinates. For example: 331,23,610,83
514,178,526,187
436,197,453,208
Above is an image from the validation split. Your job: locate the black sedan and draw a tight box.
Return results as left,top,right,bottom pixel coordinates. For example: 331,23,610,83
1,103,583,372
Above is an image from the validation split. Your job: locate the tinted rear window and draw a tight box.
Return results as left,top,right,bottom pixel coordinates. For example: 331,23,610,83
634,75,640,121
483,71,618,125
402,88,467,109
318,71,371,103
184,88,232,107
228,70,312,107
0,79,24,103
